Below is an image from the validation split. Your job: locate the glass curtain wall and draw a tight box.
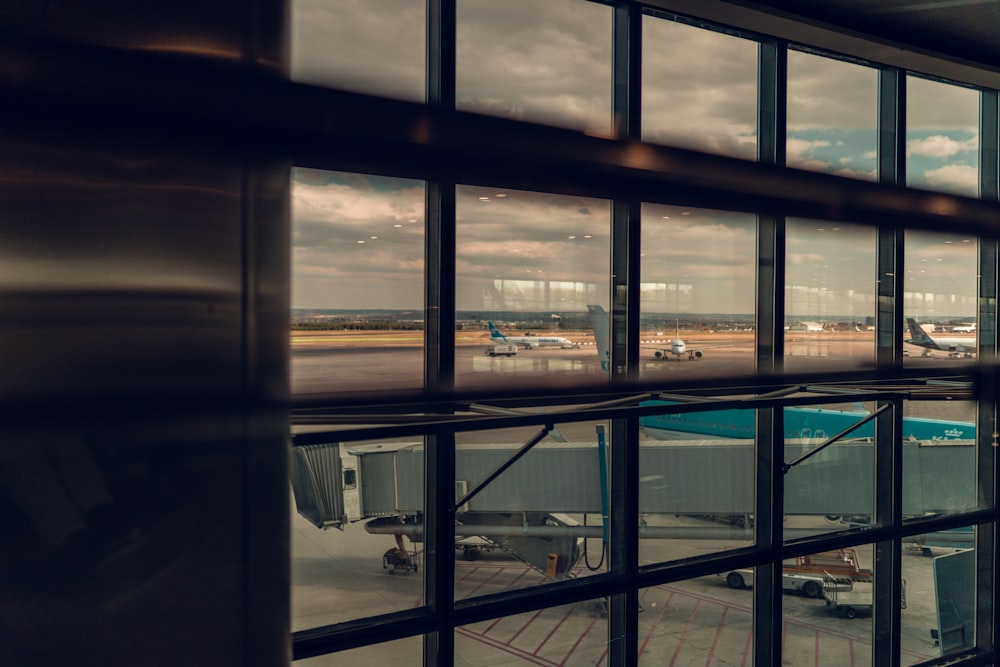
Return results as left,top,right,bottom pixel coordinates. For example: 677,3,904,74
289,2,999,666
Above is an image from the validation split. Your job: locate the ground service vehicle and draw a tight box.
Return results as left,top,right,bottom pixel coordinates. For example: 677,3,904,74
486,344,518,357
721,549,872,599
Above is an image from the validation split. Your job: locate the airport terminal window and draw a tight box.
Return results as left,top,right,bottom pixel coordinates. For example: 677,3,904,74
290,437,427,629
285,3,1000,666
456,0,613,134
903,230,977,366
904,529,977,662
639,574,754,665
642,14,758,159
906,76,980,198
639,203,755,379
781,401,875,542
290,169,425,395
637,405,755,566
297,635,423,667
290,0,425,101
455,185,610,389
454,421,610,598
455,598,610,665
902,398,978,519
782,544,876,662
784,220,876,372
786,50,877,180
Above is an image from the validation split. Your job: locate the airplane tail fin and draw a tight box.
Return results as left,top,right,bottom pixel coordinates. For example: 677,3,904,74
906,318,934,344
487,322,506,340
587,305,611,374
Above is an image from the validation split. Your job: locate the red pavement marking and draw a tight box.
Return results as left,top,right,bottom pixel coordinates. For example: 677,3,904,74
668,599,702,667
533,603,577,656
561,610,602,666
706,606,729,664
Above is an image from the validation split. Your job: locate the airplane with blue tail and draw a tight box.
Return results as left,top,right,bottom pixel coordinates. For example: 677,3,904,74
586,305,975,442
906,318,976,358
487,321,580,349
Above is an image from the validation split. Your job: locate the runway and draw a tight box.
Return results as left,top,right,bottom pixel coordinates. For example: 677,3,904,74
292,333,977,425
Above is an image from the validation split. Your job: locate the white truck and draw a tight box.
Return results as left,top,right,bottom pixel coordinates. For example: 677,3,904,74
486,344,518,357
721,568,831,599
721,549,872,599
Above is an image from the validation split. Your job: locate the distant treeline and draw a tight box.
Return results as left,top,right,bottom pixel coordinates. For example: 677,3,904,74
292,321,425,331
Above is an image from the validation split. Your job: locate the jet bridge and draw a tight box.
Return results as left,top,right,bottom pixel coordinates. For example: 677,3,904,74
289,436,976,576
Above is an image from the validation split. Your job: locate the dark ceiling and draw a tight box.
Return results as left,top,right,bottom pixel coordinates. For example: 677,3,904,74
737,0,1000,71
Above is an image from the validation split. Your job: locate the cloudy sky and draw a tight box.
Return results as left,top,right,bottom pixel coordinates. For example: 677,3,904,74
291,0,982,317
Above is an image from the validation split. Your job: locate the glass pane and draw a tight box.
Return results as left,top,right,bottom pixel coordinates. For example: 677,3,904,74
457,598,609,665
902,532,975,664
639,575,753,664
639,405,755,565
643,16,758,159
294,635,422,666
291,169,425,395
457,0,613,134
291,0,425,102
906,76,979,197
640,204,756,380
903,231,977,367
904,399,978,519
784,220,876,372
783,402,874,541
456,185,610,389
455,421,608,600
787,50,878,180
782,545,875,664
290,438,425,628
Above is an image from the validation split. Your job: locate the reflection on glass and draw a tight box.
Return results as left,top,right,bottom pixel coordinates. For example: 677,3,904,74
295,635,423,666
639,405,754,565
783,403,874,542
291,169,425,395
638,577,753,665
902,532,975,664
784,220,876,371
456,185,610,388
782,545,874,664
456,0,612,134
907,76,980,197
903,231,977,366
903,400,977,518
457,598,609,665
455,422,607,600
291,0,425,101
787,50,877,180
642,16,757,158
290,438,425,629
640,204,755,380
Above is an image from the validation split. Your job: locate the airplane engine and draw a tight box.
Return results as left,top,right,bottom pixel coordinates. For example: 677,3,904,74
692,350,703,359
654,350,664,359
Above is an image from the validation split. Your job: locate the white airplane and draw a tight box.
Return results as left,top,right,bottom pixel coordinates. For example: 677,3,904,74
905,318,976,358
649,320,707,361
585,306,711,361
953,322,977,333
487,321,580,349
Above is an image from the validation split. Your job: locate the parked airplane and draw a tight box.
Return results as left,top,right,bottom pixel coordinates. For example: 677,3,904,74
905,318,977,358
487,321,580,349
585,305,975,442
953,322,977,334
